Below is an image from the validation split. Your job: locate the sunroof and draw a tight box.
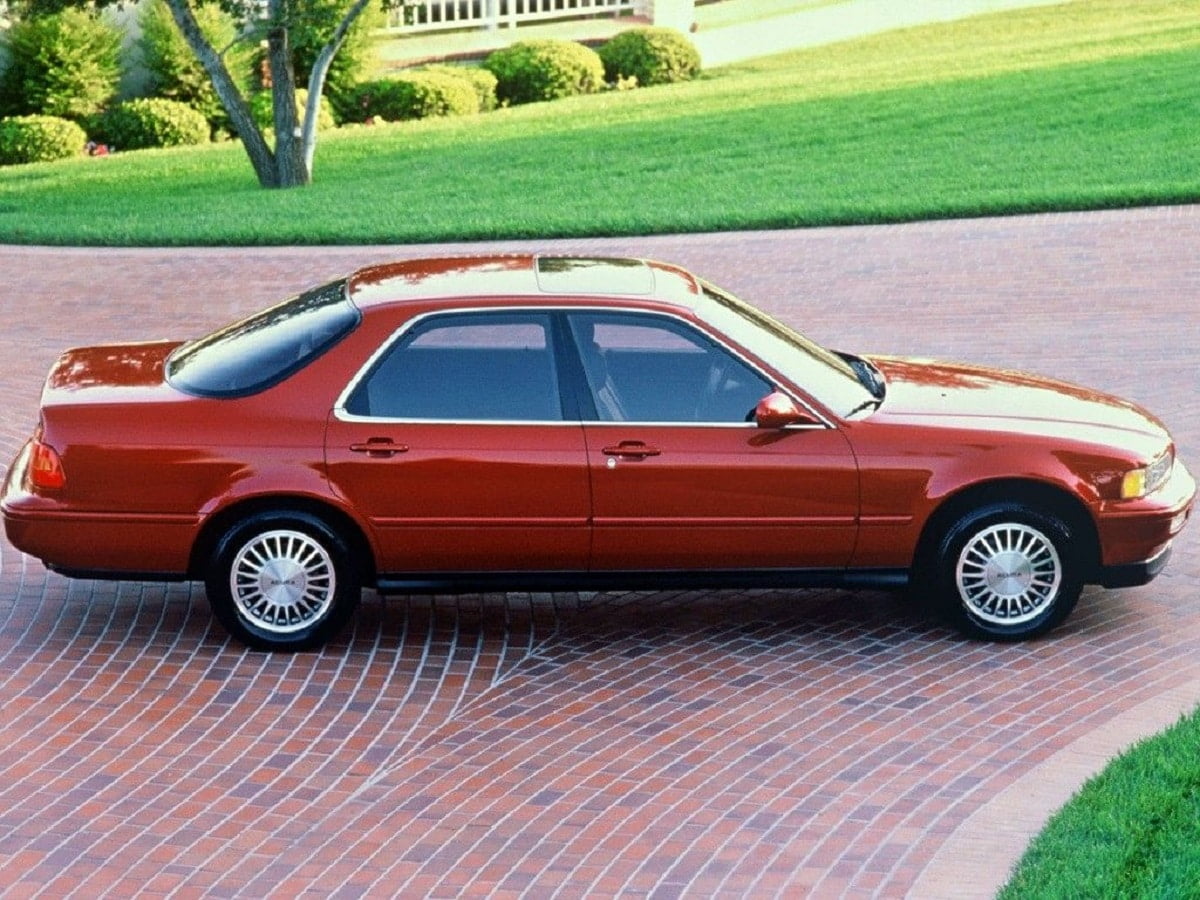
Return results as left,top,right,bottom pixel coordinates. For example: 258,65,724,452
534,256,656,296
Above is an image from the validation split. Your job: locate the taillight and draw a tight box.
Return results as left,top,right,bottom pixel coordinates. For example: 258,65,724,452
29,440,66,490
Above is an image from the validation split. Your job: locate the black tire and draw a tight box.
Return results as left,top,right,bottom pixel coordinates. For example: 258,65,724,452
205,511,360,652
930,502,1082,641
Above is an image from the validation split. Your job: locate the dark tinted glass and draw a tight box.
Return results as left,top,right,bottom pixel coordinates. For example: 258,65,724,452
345,312,562,421
167,280,359,398
568,313,771,423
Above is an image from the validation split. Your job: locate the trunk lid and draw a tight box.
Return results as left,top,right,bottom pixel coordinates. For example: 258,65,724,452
41,341,182,407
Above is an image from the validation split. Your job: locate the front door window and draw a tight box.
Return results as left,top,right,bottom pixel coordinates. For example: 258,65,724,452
567,312,771,424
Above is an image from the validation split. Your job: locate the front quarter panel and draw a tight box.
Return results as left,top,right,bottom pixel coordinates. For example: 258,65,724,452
844,416,1154,568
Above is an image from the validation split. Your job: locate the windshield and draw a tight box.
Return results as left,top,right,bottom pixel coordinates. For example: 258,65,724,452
698,282,874,417
167,279,360,398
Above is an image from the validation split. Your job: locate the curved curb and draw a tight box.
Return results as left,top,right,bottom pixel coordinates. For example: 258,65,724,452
911,682,1200,898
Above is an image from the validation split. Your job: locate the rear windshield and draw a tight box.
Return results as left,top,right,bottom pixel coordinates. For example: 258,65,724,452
166,279,360,398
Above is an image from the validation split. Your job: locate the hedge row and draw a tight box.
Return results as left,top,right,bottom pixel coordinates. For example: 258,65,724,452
483,39,605,105
483,29,700,104
0,23,700,166
91,98,211,151
0,89,344,166
0,115,88,165
598,27,701,88
350,71,481,123
0,97,214,165
342,28,700,127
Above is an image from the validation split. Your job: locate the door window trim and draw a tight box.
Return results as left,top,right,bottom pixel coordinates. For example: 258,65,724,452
335,308,571,425
333,306,833,429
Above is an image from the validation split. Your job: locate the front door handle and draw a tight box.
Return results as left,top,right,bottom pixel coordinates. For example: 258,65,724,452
349,438,408,458
602,441,661,459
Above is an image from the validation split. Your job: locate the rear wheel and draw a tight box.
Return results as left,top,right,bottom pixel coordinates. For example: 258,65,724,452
206,511,360,651
931,502,1082,641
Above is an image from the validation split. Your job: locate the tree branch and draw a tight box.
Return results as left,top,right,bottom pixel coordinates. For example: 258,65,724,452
161,0,279,187
301,0,375,175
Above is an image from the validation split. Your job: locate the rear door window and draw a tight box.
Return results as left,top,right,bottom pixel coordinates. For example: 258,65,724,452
343,312,563,421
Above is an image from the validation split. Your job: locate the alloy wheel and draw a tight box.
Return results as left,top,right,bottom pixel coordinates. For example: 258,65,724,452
229,529,337,635
954,522,1063,626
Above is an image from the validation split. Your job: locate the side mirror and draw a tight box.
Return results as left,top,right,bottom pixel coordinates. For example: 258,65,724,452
754,391,820,429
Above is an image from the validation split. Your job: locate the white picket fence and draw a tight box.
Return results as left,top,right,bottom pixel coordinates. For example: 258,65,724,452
384,0,640,34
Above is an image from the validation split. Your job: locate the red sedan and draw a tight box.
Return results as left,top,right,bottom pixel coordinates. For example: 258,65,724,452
3,256,1193,651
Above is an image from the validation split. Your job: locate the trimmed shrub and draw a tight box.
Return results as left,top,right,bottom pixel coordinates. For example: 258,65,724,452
483,40,605,105
93,98,211,150
419,65,499,113
0,9,122,121
599,27,701,87
250,89,337,134
0,115,86,165
138,0,256,136
348,73,478,122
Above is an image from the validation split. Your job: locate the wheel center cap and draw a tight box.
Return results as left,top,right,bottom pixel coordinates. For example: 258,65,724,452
260,559,306,605
984,551,1033,597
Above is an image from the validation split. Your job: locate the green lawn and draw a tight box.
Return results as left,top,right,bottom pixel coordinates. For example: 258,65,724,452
0,0,1196,245
1001,707,1200,898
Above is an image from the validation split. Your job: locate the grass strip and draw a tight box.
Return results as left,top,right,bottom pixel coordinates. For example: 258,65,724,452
1001,707,1200,899
0,0,1196,245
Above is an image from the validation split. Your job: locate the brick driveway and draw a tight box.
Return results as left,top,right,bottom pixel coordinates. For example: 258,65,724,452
1,206,1197,897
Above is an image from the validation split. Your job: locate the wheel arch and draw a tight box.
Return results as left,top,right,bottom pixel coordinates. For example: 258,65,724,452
914,478,1101,580
189,495,377,586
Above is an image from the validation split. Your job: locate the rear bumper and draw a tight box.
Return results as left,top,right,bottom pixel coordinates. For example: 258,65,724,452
3,443,198,574
3,497,197,576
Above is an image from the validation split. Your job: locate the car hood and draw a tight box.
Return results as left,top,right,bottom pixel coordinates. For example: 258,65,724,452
867,355,1168,441
41,341,182,406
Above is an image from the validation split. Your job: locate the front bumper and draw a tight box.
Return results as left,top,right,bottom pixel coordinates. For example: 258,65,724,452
1094,459,1194,585
1099,542,1173,588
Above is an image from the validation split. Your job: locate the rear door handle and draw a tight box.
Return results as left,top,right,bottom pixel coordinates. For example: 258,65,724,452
350,438,408,458
602,441,661,459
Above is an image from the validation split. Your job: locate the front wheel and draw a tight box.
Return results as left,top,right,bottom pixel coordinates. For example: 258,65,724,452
931,503,1082,641
206,512,360,652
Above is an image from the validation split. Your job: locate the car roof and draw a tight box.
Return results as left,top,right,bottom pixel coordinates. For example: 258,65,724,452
346,255,705,311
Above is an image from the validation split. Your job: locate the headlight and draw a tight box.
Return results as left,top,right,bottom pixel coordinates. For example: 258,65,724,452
1121,447,1174,499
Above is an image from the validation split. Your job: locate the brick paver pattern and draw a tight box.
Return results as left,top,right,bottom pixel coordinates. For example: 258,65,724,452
1,206,1197,897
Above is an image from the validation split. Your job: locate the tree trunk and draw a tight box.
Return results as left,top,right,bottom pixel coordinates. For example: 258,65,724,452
266,0,310,188
163,0,380,190
162,0,280,188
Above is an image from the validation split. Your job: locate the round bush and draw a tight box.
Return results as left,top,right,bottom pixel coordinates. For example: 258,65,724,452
0,9,121,121
483,39,605,105
250,89,337,134
0,115,86,165
418,65,499,113
599,27,701,87
347,72,478,122
93,98,210,150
